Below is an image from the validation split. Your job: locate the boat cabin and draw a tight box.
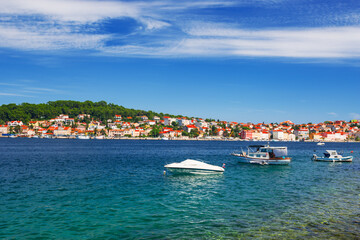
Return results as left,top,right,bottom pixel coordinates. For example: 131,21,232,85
247,145,288,159
323,150,341,158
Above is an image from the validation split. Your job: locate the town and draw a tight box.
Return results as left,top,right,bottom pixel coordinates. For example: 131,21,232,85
1,114,359,141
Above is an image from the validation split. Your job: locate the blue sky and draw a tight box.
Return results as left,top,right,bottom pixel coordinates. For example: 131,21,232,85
0,0,360,123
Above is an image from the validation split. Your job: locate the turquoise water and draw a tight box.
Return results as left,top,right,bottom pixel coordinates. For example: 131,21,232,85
1,139,359,239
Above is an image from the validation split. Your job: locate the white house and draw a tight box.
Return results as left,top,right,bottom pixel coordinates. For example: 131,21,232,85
195,121,209,128
0,125,9,134
65,118,75,125
294,128,309,140
7,121,23,127
77,114,90,120
272,130,284,140
164,117,176,126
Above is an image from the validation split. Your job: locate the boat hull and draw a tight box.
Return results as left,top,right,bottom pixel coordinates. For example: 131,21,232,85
166,167,224,175
313,156,353,162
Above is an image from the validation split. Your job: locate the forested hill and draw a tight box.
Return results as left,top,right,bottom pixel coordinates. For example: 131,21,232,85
0,100,184,124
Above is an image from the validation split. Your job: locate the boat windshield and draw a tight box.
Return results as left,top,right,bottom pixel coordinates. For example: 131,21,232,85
273,148,288,157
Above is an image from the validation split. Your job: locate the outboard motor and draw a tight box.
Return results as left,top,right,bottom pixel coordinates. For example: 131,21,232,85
312,154,317,161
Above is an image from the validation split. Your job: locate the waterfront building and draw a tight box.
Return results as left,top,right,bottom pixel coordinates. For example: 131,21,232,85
0,125,9,135
294,128,309,140
272,130,284,140
260,131,270,140
240,130,252,140
54,126,71,136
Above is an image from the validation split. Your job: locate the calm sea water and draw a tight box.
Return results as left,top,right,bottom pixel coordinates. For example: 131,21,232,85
1,139,359,239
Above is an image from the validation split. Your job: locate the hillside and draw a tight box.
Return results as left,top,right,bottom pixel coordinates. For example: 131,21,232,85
0,100,183,124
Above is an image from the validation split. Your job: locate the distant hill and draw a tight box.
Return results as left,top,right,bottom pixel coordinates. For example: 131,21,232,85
0,100,184,124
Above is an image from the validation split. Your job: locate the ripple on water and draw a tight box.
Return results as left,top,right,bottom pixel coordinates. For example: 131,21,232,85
0,139,359,239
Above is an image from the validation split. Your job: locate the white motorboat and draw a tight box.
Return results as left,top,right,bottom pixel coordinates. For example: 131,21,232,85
77,135,90,140
94,135,105,139
312,150,353,162
317,142,325,146
9,135,17,138
161,137,169,140
231,145,291,165
164,159,225,175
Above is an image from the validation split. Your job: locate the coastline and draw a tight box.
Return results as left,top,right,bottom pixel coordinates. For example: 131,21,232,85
1,135,359,143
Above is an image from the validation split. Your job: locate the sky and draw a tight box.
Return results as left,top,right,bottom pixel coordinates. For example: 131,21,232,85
0,0,360,123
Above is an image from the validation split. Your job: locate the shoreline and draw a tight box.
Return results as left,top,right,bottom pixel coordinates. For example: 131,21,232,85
1,135,359,143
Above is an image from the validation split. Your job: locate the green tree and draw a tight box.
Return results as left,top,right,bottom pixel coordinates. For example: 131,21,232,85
14,125,21,134
189,128,200,138
149,126,161,137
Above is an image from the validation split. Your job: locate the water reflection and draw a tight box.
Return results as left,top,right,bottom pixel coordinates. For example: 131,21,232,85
166,173,224,187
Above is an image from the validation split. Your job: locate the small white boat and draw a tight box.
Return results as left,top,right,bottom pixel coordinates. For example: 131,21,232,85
232,145,291,165
77,135,90,140
312,150,353,162
32,135,40,139
9,135,17,138
161,137,169,140
94,135,105,139
317,142,325,146
164,159,225,175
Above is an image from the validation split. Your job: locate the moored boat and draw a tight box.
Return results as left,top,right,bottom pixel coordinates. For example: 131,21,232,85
164,159,225,175
77,135,90,140
317,142,325,146
312,150,353,162
232,145,291,165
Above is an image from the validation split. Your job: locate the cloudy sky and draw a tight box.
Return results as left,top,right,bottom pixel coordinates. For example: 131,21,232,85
0,0,360,123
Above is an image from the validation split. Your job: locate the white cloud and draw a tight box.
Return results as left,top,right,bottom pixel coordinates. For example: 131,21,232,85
177,25,360,58
0,24,109,50
1,0,360,59
25,87,59,92
349,113,360,119
139,17,170,30
0,92,33,97
328,112,337,116
0,0,140,23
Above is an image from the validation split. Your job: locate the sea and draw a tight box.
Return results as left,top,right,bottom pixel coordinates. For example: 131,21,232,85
1,138,359,239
